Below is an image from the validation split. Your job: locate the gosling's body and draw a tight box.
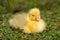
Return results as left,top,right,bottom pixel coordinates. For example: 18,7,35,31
9,8,46,33
23,17,46,33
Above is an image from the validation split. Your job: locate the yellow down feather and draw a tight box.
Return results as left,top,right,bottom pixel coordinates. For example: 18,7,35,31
9,8,46,33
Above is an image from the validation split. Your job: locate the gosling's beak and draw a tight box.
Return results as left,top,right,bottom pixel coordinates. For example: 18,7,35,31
35,16,40,21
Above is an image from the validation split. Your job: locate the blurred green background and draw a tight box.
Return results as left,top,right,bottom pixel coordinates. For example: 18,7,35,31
0,0,60,40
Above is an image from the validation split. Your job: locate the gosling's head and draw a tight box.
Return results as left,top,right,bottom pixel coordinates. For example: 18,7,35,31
28,8,40,21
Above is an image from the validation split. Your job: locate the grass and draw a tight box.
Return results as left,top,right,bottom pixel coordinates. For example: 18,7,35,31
0,0,60,40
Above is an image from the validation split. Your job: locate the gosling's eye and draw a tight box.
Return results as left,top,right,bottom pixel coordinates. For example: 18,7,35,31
32,15,34,16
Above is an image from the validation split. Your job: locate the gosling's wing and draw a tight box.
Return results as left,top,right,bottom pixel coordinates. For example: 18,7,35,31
9,13,27,29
